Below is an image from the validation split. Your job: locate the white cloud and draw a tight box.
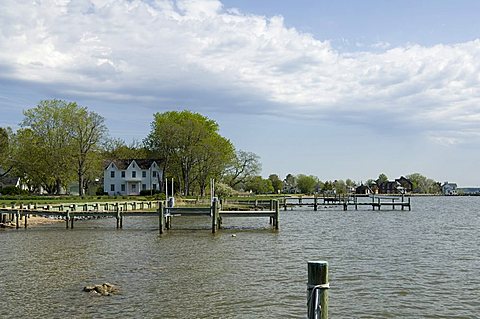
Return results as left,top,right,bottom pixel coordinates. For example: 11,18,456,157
1,0,480,143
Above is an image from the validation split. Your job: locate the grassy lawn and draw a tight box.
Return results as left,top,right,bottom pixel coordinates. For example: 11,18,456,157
0,195,164,206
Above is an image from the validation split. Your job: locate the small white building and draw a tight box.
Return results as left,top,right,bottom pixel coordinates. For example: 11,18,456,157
441,182,457,196
104,159,162,196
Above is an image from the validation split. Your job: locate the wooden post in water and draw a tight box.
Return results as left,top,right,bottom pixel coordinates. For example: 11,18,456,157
66,212,70,229
269,199,274,224
15,211,19,229
307,261,329,319
116,206,120,229
314,195,318,211
274,200,279,230
24,211,28,229
158,201,164,234
212,199,219,233
70,213,74,229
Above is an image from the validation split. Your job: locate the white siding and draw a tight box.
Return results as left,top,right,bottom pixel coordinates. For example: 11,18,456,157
104,160,162,196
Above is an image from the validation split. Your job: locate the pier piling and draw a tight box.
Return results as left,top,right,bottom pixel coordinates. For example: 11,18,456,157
307,261,329,319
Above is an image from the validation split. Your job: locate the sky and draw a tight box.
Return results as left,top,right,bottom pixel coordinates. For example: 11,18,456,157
1,0,480,186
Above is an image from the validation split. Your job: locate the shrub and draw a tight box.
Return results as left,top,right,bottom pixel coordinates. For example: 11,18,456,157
140,189,162,196
0,186,29,196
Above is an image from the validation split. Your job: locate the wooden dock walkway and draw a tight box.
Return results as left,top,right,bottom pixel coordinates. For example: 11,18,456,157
0,199,280,233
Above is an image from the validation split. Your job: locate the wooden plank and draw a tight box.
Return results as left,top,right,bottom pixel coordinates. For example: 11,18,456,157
219,210,276,217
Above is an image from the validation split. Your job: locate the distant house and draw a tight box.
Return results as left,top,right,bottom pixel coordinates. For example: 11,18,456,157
104,159,163,196
377,176,413,194
395,176,413,193
441,182,457,195
355,183,372,195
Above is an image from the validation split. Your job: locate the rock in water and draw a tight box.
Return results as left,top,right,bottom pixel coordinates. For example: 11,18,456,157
83,283,118,296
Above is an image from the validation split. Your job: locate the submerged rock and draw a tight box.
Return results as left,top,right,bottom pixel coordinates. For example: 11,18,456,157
83,283,119,296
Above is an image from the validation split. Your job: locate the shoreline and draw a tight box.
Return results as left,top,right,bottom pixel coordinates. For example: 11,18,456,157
0,215,64,229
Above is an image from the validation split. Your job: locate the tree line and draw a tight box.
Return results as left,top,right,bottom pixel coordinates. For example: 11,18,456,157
0,100,263,196
0,99,443,196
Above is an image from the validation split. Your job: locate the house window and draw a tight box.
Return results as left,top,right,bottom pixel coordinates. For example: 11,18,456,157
121,184,125,192
132,171,136,178
142,184,146,190
132,184,137,191
153,171,157,177
110,184,115,192
121,171,125,178
153,184,157,190
142,171,146,178
110,171,115,178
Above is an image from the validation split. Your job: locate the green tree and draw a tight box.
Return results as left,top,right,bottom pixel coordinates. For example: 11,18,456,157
296,174,318,194
377,173,389,184
245,176,274,194
268,174,283,193
103,138,148,160
407,173,440,194
322,181,334,192
70,107,107,196
223,150,261,190
145,110,233,196
333,179,347,194
0,127,13,177
194,134,234,196
19,100,107,195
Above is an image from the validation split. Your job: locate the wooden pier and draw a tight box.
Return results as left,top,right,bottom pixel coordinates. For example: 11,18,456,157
0,199,280,233
280,194,411,211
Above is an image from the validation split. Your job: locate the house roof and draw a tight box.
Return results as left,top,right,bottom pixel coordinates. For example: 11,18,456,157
105,159,162,170
0,174,19,187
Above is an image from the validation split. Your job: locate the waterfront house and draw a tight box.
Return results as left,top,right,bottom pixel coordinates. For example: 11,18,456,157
377,176,413,194
442,182,457,195
395,176,413,193
104,159,162,196
355,183,372,195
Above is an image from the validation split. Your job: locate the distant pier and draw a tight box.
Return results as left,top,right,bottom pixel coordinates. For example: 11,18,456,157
279,194,411,211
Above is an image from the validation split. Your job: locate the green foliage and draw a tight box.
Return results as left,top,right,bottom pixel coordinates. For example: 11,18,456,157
245,176,274,194
333,179,347,194
406,173,441,194
139,189,162,196
296,174,318,194
13,100,107,195
0,127,9,164
0,186,29,196
102,138,148,160
268,174,283,193
215,182,236,197
377,173,389,184
145,110,234,196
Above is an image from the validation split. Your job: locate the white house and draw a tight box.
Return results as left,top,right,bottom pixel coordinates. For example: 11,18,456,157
104,159,162,196
441,182,457,195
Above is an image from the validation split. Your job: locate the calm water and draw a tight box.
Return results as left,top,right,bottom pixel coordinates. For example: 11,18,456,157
1,197,479,318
